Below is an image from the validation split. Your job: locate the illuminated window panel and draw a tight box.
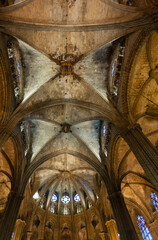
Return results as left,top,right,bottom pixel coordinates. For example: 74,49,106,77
11,232,14,240
137,216,153,240
74,193,80,202
61,195,70,204
51,194,57,202
151,192,158,213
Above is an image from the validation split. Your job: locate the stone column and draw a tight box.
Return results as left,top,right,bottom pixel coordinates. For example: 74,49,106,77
120,124,158,191
0,125,13,151
38,212,46,240
0,191,24,240
105,219,119,240
26,232,32,240
99,232,106,240
108,191,139,240
12,219,26,240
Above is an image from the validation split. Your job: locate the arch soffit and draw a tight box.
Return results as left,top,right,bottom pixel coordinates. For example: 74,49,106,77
0,0,35,14
99,0,150,12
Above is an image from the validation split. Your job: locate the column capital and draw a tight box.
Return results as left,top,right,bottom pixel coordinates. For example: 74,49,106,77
105,219,116,226
12,219,26,240
99,232,106,240
105,219,119,240
16,218,26,225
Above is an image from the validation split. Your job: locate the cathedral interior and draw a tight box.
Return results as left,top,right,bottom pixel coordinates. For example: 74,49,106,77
0,0,158,240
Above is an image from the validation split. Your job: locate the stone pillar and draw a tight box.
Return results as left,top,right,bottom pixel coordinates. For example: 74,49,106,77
120,124,158,191
108,191,139,240
99,232,106,240
0,191,24,240
0,125,13,151
106,219,119,240
38,213,46,240
26,232,32,240
12,219,26,240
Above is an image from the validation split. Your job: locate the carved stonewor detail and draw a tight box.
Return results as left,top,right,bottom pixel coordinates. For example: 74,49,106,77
67,0,77,8
78,222,87,240
30,215,40,240
61,223,71,240
60,62,73,76
44,222,54,240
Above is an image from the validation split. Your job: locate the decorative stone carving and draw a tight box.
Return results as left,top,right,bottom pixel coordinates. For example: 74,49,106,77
61,223,71,240
78,222,87,240
44,222,54,240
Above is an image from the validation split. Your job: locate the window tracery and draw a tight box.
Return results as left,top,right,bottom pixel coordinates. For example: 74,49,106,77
6,39,22,103
137,216,153,240
61,195,70,204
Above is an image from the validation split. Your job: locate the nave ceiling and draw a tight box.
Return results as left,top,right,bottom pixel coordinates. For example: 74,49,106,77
0,0,158,239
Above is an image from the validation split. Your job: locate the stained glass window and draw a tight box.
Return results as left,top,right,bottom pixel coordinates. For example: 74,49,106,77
102,125,106,136
151,192,158,213
51,194,57,202
137,216,153,240
33,192,39,199
61,195,70,204
74,193,80,202
11,232,14,240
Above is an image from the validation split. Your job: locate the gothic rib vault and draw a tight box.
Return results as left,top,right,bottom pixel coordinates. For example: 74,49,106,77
0,1,158,240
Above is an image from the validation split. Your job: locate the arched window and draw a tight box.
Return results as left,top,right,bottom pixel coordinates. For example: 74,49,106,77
61,195,70,204
137,216,153,240
51,194,57,202
74,193,80,202
102,125,106,136
151,192,158,213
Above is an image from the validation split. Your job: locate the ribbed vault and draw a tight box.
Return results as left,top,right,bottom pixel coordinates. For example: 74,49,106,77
0,1,158,240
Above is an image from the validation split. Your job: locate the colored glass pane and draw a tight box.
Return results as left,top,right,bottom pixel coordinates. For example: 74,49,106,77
137,216,153,240
74,193,80,202
61,195,70,204
151,192,158,213
51,194,57,202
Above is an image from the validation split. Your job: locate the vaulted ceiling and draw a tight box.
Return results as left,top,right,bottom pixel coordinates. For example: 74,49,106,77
0,0,158,227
